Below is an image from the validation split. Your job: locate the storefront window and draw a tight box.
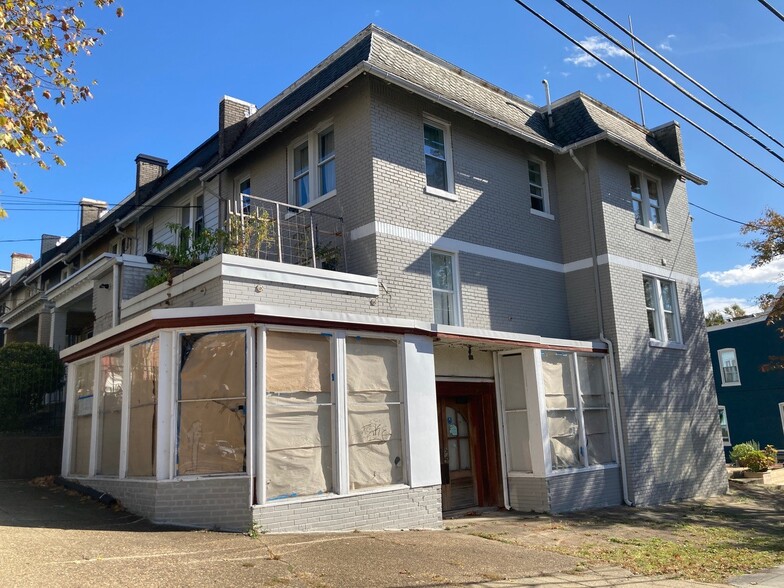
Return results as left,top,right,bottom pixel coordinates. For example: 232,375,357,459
97,350,124,475
128,338,158,477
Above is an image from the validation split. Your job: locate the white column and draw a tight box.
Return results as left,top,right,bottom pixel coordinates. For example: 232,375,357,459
156,331,173,480
402,335,440,488
49,308,67,351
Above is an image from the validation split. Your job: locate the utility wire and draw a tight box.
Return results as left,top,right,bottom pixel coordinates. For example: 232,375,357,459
689,202,750,227
757,0,784,23
555,0,784,163
510,0,784,189
579,0,784,151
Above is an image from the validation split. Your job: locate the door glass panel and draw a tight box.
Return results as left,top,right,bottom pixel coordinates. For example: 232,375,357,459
459,438,471,470
448,438,459,471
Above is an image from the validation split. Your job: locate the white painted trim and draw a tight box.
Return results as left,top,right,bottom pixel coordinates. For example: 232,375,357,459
0,293,44,325
423,113,455,195
423,185,458,201
349,221,700,285
706,314,768,332
649,340,686,351
334,332,348,494
62,363,76,475
717,348,741,387
120,254,379,319
530,209,555,221
635,224,671,241
545,463,619,478
61,302,606,361
119,345,131,478
718,405,731,447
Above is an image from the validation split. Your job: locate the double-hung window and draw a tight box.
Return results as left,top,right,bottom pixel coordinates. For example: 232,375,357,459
643,276,682,344
528,160,550,215
288,124,336,207
423,115,454,197
718,406,731,446
717,349,740,386
629,171,666,231
430,251,460,325
541,351,614,471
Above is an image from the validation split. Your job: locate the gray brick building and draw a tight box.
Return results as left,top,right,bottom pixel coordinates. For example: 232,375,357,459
1,25,726,532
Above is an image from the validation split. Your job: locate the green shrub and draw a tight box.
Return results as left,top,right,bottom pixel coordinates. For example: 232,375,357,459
0,343,65,432
730,441,777,472
729,441,757,466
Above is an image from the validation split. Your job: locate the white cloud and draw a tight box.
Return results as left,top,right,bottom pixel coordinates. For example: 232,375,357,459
701,257,784,286
658,34,676,52
564,36,630,68
596,72,612,82
702,296,761,315
374,9,381,17
524,93,534,102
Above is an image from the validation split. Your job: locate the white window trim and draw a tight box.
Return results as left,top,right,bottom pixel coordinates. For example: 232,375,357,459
143,223,154,254
287,120,336,208
422,114,455,198
718,405,731,447
717,348,741,387
535,350,618,476
257,327,407,506
630,168,668,233
528,158,552,217
644,275,683,346
430,249,462,327
779,402,784,438
237,176,252,213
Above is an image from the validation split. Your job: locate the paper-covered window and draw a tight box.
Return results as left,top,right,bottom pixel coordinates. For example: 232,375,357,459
128,338,158,477
500,354,532,473
265,331,332,500
177,331,246,476
346,337,404,490
97,350,123,476
577,356,614,465
542,352,580,470
71,360,94,476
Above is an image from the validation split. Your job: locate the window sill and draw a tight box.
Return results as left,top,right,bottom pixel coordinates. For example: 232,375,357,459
721,382,741,387
635,224,671,240
424,185,458,201
261,483,410,507
284,191,336,219
530,209,555,220
649,339,686,350
547,463,619,478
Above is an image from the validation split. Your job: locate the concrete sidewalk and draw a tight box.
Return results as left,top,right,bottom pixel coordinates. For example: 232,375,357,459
0,479,762,587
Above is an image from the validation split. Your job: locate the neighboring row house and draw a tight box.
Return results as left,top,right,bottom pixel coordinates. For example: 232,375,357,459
0,25,727,532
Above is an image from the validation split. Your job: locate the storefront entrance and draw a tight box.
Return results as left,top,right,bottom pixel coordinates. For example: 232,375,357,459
436,381,502,512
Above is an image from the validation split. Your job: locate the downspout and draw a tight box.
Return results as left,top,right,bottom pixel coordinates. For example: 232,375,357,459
568,148,633,507
111,261,121,328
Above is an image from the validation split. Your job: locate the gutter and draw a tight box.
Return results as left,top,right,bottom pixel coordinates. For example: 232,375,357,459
23,253,66,285
568,148,633,507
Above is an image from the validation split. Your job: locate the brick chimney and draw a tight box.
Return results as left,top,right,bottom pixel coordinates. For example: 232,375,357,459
79,198,108,228
219,96,256,157
651,121,685,167
135,154,168,195
40,234,64,257
10,252,34,285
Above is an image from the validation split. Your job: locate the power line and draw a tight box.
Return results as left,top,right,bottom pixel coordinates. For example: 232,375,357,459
510,0,784,189
554,0,784,163
757,0,784,23
579,0,784,151
689,202,750,227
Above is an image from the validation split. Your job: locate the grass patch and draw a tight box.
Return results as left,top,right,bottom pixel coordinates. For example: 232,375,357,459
569,524,784,582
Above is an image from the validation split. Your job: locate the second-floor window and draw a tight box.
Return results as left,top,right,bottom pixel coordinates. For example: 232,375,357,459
423,115,454,198
643,276,682,344
718,349,740,386
630,171,666,232
289,124,336,207
528,159,550,215
430,250,459,325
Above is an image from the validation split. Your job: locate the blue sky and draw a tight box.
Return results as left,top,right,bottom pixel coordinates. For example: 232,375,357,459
1,0,782,315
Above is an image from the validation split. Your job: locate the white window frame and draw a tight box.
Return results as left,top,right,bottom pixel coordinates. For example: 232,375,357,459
779,402,784,438
717,348,741,387
429,249,462,327
528,158,553,219
257,326,407,506
643,275,683,346
718,405,731,446
287,120,336,209
535,350,618,476
629,169,667,233
422,114,456,200
237,176,252,213
144,223,154,254
172,326,253,480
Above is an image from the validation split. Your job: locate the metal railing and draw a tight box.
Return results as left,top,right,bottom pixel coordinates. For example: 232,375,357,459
226,195,345,271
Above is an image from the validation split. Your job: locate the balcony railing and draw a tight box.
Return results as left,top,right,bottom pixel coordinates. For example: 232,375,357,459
226,195,345,271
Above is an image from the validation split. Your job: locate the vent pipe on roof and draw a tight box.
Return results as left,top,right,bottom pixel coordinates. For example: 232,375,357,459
542,79,553,128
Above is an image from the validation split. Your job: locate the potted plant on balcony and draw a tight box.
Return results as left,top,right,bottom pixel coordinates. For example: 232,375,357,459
144,223,222,288
222,210,275,259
